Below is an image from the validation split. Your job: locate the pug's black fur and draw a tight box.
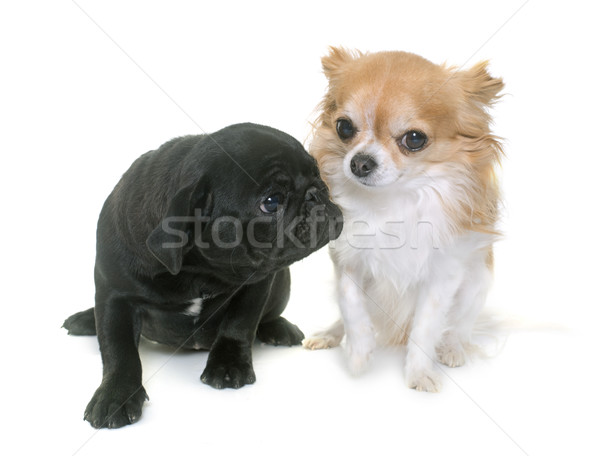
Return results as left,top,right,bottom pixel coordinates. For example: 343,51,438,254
63,123,342,429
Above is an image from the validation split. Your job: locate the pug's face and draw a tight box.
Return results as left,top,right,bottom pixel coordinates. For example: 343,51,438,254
194,145,342,280
146,124,343,282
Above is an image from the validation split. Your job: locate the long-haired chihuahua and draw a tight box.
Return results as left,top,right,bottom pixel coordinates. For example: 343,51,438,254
303,47,504,392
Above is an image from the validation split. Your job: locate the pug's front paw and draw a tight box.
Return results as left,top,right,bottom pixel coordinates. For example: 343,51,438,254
201,337,256,389
200,360,256,389
84,380,148,429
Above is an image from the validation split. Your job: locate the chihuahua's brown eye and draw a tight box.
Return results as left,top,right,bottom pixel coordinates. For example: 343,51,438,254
401,130,427,152
336,118,356,140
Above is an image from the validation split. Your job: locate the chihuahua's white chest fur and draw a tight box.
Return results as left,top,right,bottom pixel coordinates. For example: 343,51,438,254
303,47,504,392
331,179,451,284
315,178,495,390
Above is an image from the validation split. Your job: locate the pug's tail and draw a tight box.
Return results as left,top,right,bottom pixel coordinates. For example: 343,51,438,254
62,307,97,336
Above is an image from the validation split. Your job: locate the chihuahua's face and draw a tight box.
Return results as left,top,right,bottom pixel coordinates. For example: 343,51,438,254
312,48,504,197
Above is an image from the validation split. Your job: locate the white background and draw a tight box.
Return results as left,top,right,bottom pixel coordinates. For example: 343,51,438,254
1,1,599,455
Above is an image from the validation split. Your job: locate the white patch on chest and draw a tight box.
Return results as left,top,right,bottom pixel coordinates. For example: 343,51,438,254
183,298,203,316
330,183,450,287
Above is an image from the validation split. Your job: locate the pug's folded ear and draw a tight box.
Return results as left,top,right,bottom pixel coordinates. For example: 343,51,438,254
146,179,209,275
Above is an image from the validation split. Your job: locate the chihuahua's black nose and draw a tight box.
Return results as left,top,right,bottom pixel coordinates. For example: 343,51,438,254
350,153,377,178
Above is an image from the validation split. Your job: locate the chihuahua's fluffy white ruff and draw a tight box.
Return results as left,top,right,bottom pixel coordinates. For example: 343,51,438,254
303,48,504,392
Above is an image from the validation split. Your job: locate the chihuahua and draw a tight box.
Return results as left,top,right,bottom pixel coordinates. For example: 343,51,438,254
303,48,504,392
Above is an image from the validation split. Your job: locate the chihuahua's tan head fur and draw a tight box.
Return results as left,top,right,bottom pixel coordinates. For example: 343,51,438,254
311,47,504,234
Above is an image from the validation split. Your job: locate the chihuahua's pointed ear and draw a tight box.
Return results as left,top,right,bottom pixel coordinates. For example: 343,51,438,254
454,61,504,136
146,179,209,276
321,46,362,80
459,61,504,107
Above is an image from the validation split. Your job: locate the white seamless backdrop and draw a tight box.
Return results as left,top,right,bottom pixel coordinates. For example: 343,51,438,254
1,1,598,455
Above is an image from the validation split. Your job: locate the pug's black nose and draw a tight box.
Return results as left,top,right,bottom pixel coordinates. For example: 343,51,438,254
350,154,377,177
305,186,319,202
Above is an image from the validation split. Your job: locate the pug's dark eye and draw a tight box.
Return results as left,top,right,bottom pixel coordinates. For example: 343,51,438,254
336,118,356,141
400,130,428,152
260,194,282,214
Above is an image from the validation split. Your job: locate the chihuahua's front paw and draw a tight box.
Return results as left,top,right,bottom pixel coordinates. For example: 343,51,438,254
303,334,340,350
345,330,376,375
303,319,345,350
84,380,148,429
405,356,442,392
201,337,256,389
406,368,442,392
436,340,466,368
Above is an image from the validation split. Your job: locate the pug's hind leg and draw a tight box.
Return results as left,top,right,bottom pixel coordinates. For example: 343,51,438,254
302,319,345,350
255,267,304,346
63,307,97,335
257,317,305,346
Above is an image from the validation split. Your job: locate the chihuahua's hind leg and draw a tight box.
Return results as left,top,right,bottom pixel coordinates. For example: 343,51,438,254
437,260,492,368
302,319,345,350
63,307,96,335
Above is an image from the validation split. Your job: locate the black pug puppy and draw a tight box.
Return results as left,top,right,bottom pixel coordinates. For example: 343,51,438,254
63,123,342,429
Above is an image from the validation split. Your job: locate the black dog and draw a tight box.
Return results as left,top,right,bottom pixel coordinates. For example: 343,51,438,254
63,123,342,429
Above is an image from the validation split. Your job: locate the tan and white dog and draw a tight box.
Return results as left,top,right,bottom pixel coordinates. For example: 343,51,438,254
303,48,504,392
